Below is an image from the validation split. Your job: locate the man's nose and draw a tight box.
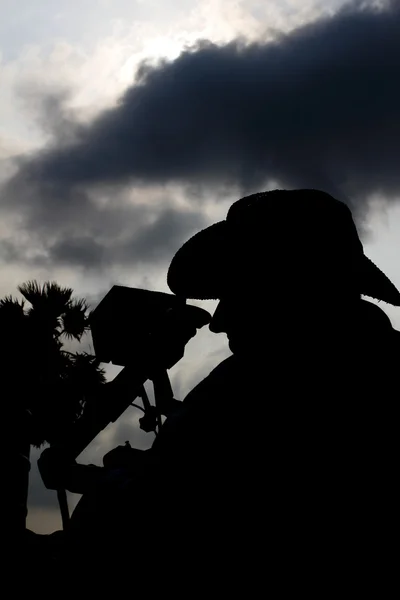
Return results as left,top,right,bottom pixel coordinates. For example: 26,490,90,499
209,300,227,333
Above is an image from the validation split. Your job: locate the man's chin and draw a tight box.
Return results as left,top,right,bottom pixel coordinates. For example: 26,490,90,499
228,338,242,354
228,336,258,357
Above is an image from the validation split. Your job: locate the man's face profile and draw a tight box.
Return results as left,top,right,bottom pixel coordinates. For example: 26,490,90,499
209,290,269,355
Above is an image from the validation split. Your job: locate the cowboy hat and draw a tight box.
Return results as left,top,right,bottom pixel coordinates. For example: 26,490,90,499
167,189,400,306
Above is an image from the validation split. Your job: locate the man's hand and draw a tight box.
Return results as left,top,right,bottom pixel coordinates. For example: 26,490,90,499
38,447,72,490
102,443,147,470
38,446,103,494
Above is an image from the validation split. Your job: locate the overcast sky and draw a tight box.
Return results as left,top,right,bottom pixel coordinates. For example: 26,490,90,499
2,0,400,533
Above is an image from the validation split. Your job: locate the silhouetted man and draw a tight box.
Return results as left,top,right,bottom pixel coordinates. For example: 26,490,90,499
69,190,400,591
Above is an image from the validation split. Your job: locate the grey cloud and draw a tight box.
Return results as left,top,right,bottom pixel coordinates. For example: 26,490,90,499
49,236,106,268
120,208,207,263
0,239,24,262
28,448,59,509
110,416,155,452
2,0,400,272
0,187,206,272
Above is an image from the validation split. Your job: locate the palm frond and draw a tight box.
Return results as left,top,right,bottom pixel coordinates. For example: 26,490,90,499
43,281,73,307
61,298,89,340
19,280,73,313
5,280,106,447
18,280,42,303
0,295,25,316
65,352,106,386
0,296,27,349
36,352,106,445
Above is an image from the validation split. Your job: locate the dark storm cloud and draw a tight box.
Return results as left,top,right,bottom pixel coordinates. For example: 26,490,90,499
47,207,205,267
2,0,400,270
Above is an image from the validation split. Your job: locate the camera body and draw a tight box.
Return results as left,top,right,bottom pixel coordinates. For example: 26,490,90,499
44,286,209,460
39,286,211,489
90,286,187,367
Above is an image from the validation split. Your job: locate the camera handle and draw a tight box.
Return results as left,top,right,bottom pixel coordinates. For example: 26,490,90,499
52,367,177,529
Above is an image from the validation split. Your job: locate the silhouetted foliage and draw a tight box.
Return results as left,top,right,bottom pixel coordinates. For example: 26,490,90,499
1,280,105,447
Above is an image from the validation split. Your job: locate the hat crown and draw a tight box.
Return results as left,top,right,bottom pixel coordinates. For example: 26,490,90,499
226,189,363,255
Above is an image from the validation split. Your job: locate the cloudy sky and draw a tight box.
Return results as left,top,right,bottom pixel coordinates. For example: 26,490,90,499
2,0,400,533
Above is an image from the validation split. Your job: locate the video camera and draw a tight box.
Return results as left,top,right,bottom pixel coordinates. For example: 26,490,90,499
50,285,211,460
38,285,210,525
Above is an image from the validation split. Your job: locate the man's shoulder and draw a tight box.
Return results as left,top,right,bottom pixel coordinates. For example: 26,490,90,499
358,300,400,357
151,355,244,453
183,354,244,403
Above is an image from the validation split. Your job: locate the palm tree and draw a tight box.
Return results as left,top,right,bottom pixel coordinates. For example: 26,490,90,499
2,281,106,534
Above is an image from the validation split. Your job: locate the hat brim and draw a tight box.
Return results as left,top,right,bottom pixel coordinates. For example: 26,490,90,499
168,222,227,300
167,221,400,306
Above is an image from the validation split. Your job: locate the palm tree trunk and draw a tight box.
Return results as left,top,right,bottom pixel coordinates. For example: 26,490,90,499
10,409,32,535
57,489,70,529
